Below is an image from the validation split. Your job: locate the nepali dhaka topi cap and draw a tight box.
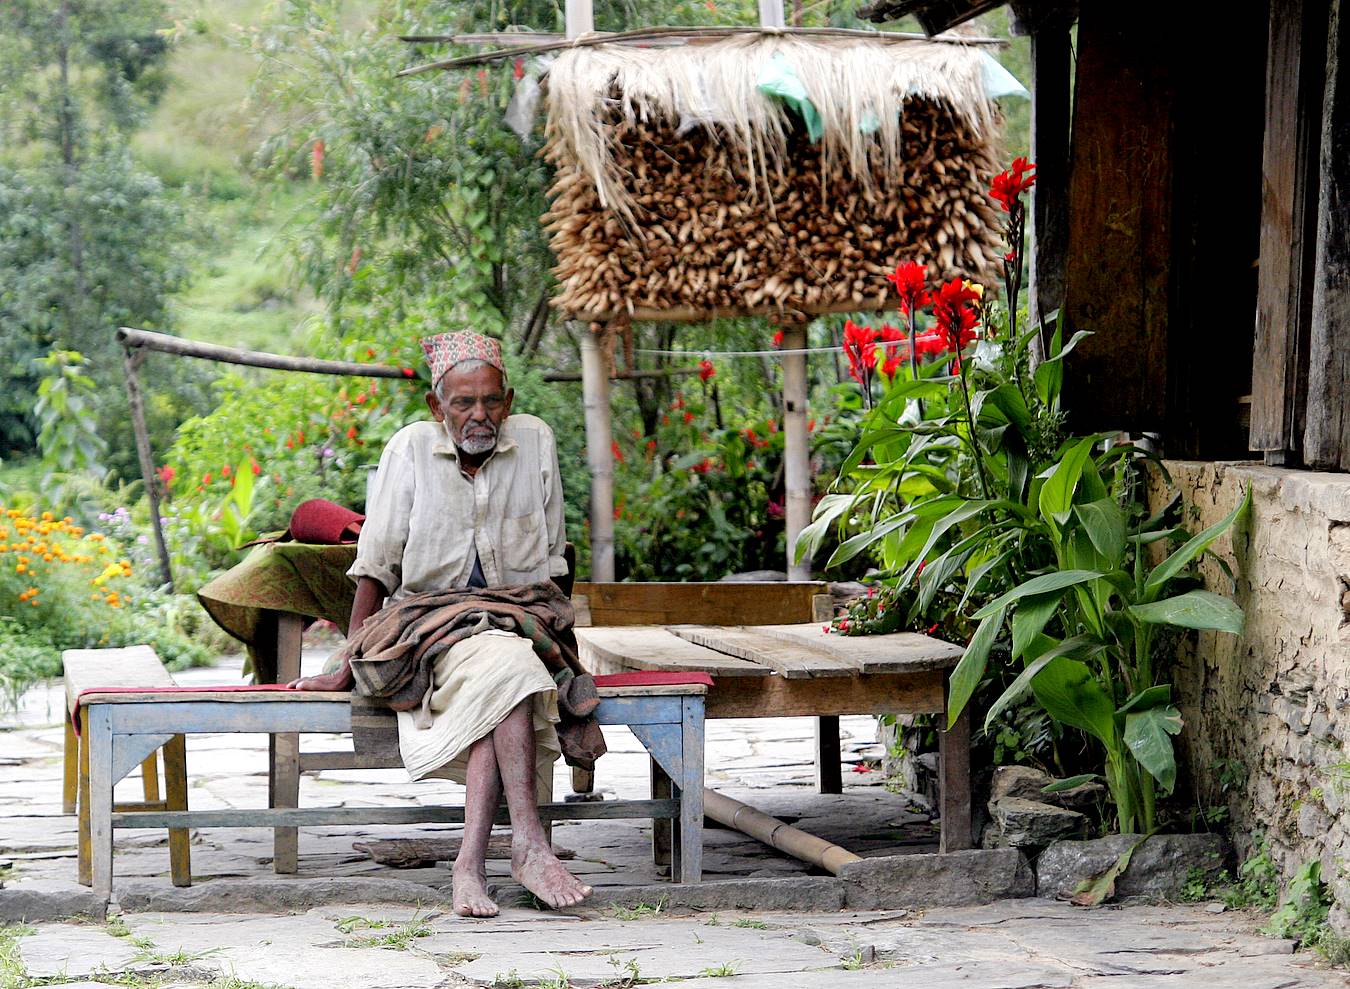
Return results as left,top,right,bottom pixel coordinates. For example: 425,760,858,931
420,331,505,386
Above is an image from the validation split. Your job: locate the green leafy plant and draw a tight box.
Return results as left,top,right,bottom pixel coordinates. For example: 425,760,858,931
801,159,1250,834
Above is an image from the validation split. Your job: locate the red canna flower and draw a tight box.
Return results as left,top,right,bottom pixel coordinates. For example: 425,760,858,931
772,329,784,348
989,157,1036,212
646,439,657,453
886,261,931,316
221,463,232,477
202,472,212,485
698,359,716,382
477,68,490,96
157,465,175,486
250,460,261,476
931,279,982,353
513,58,525,81
611,440,624,464
346,426,358,440
683,411,695,424
842,318,879,386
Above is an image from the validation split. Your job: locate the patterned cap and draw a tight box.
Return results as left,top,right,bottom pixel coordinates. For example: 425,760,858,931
419,331,505,385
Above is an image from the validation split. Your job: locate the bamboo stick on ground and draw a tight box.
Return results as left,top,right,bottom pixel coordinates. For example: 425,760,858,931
703,788,861,875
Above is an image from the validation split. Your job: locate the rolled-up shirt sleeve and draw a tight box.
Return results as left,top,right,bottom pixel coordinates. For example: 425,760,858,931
348,439,413,595
541,425,568,577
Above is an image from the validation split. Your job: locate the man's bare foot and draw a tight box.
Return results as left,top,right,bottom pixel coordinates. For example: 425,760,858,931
451,862,499,918
511,839,592,910
288,660,354,692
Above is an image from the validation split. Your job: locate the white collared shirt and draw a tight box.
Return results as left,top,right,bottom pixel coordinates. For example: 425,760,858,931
348,415,567,599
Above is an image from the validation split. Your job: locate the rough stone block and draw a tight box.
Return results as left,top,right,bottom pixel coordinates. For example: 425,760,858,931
115,877,452,914
1273,697,1309,735
1036,833,1227,900
839,849,1034,910
581,876,846,914
988,766,1103,811
0,880,106,922
987,797,1087,848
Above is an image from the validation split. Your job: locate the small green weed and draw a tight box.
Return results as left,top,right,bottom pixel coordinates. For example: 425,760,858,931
610,898,666,921
730,918,768,929
537,963,572,989
842,948,866,971
105,916,154,952
697,961,739,977
1178,866,1211,903
602,955,642,987
492,970,525,988
338,912,432,950
439,950,481,966
1264,860,1330,943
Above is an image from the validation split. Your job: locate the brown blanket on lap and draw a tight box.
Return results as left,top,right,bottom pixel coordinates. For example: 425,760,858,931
338,582,605,770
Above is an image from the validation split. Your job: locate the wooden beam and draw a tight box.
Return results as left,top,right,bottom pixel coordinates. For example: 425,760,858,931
118,327,411,380
1025,6,1074,328
562,296,894,325
1251,0,1324,460
781,326,812,580
397,26,1005,75
581,326,615,580
573,580,826,626
1304,0,1350,468
120,347,174,590
1061,5,1175,434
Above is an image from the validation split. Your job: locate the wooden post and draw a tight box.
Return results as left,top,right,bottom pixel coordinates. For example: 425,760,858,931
121,346,174,591
581,327,616,580
1252,0,1324,464
781,326,812,580
565,0,593,37
1022,4,1074,328
1304,0,1350,468
759,0,786,27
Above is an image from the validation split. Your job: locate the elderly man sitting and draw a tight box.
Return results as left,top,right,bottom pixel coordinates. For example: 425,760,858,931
293,330,592,917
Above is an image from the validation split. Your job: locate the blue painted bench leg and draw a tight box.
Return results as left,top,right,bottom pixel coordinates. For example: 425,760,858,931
678,696,704,883
88,705,115,904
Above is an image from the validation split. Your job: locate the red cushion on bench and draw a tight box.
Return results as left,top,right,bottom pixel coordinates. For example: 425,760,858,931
592,671,714,688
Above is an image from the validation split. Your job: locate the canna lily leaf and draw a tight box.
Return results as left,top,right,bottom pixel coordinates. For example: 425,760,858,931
984,635,1096,734
1124,704,1183,793
1129,590,1244,635
1117,684,1172,715
1144,485,1252,597
1030,656,1116,745
1011,591,1063,658
974,570,1105,619
947,605,1006,724
1038,435,1099,525
1042,773,1099,794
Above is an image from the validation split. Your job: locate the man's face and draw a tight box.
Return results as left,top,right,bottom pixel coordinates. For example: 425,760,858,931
427,363,514,457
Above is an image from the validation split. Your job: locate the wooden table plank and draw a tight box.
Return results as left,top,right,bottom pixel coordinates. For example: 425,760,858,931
576,626,770,678
745,624,965,674
705,670,945,719
573,582,826,627
670,626,860,678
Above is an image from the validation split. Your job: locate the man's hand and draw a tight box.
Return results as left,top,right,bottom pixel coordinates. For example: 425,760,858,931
289,659,354,692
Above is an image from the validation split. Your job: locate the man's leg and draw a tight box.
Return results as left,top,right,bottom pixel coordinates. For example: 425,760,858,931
453,734,503,917
493,699,591,909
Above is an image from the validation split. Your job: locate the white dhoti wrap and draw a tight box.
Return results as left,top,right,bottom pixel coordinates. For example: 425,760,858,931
397,629,561,794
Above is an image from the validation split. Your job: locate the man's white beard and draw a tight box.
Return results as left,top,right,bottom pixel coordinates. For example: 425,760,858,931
449,419,498,456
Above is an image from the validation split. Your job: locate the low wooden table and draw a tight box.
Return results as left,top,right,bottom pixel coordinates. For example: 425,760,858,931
575,622,972,851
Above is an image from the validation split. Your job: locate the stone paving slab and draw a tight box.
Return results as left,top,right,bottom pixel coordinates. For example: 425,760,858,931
19,924,143,978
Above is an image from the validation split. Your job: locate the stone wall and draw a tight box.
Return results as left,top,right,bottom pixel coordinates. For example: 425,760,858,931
1154,462,1350,929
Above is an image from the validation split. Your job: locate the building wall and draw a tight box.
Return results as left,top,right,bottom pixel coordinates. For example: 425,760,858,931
1155,461,1350,928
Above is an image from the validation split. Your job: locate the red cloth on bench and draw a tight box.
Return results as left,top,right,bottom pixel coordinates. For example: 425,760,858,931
592,671,714,688
72,683,298,734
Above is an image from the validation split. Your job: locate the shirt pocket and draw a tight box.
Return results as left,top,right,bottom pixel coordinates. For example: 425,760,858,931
501,510,548,576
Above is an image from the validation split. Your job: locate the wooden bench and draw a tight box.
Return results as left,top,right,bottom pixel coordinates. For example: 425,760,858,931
62,646,190,889
74,673,708,902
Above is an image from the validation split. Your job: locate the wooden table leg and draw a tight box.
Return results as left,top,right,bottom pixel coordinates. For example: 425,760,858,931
163,734,192,887
63,717,78,815
140,752,160,803
87,705,115,903
268,612,305,874
938,682,972,852
650,758,672,872
815,715,842,794
678,696,704,883
77,723,92,887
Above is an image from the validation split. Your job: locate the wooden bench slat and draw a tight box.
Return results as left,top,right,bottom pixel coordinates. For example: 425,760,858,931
577,626,770,678
745,623,966,673
63,646,176,714
671,625,860,678
78,689,351,705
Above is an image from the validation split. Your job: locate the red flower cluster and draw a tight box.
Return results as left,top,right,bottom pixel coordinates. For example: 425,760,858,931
931,279,982,353
843,319,878,385
885,261,931,316
698,359,716,382
989,156,1036,212
771,329,784,348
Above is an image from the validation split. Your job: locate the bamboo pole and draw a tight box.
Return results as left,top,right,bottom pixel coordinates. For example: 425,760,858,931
121,346,174,591
565,0,594,38
781,325,813,580
580,326,616,581
759,0,787,28
703,789,860,874
398,25,1004,75
117,328,411,380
